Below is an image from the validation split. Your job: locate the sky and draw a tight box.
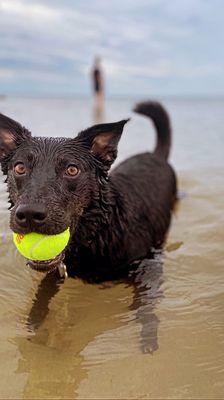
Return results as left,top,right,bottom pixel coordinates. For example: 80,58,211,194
0,0,223,97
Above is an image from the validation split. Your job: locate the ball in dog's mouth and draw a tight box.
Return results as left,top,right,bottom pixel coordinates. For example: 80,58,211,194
26,252,65,273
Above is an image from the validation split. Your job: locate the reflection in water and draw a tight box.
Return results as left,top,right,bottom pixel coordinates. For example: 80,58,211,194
27,258,164,353
13,275,87,398
92,101,105,124
12,257,163,398
128,256,164,354
26,274,61,332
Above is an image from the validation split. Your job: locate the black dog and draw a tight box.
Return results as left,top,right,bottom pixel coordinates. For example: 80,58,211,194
0,101,176,282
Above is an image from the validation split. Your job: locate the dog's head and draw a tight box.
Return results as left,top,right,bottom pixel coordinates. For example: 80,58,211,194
0,113,128,271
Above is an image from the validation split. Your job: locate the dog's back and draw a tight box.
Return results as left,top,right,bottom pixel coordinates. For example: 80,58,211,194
67,101,177,281
110,101,176,265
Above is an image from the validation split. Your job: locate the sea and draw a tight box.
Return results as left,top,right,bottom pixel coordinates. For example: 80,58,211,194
0,96,223,399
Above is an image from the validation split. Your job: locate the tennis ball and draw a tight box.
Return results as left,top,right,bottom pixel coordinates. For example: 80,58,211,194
13,228,70,261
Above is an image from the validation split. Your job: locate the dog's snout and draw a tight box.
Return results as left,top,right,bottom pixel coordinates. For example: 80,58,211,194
15,204,48,228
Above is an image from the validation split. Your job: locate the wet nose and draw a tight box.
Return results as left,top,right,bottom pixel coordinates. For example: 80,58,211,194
15,204,48,228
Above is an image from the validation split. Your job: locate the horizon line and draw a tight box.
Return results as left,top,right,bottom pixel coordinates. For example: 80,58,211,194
0,94,224,101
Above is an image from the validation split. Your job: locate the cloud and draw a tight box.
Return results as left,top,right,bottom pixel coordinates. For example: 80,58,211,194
0,0,60,20
0,68,15,79
0,0,223,96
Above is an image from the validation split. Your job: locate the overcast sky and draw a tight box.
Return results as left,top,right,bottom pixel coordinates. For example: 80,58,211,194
0,0,223,97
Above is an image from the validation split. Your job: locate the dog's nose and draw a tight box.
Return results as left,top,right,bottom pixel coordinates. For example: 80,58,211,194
15,204,48,228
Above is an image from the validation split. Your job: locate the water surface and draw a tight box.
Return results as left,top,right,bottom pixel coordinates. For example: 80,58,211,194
0,97,223,399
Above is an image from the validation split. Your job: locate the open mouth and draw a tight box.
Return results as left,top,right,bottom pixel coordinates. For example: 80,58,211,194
26,252,65,273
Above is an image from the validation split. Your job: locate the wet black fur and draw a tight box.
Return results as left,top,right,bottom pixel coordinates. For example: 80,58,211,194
0,101,176,282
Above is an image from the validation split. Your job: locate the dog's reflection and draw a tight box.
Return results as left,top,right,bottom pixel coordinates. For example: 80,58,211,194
127,257,164,354
13,258,164,397
26,273,61,332
27,256,163,354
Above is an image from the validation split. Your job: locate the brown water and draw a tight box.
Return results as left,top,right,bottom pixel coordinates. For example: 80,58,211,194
0,98,224,399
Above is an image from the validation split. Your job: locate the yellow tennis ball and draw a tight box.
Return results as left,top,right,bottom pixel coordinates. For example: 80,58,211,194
13,228,70,261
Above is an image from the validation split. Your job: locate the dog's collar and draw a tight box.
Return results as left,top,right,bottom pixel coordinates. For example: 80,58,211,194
57,262,68,278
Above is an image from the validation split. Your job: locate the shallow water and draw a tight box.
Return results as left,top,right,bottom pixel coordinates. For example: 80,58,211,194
0,97,224,399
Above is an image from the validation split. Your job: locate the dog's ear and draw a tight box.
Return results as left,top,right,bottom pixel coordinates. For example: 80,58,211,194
0,113,31,162
77,119,129,167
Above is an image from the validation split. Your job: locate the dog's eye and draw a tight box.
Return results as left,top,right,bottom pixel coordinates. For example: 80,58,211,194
65,165,79,177
14,162,26,176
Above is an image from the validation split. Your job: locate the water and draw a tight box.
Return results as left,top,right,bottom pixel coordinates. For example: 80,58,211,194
0,97,224,399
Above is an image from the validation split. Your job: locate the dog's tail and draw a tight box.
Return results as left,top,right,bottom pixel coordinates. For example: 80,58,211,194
133,101,171,160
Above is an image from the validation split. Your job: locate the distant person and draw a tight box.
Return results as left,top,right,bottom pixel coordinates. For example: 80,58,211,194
92,56,104,111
